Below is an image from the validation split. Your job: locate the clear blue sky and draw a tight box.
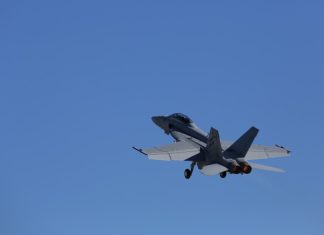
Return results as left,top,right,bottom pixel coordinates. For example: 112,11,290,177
1,1,323,234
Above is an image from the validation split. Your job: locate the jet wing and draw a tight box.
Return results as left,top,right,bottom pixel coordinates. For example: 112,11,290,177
200,164,228,176
133,141,200,161
245,145,290,160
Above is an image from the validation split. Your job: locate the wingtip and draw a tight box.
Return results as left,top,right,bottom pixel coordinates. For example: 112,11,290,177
132,146,141,152
132,146,147,156
275,144,291,155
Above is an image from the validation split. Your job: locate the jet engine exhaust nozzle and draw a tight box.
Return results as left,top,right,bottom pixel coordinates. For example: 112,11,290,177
229,164,241,174
241,164,252,174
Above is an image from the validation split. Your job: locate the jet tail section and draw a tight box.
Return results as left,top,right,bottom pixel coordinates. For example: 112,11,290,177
205,128,223,163
224,126,259,159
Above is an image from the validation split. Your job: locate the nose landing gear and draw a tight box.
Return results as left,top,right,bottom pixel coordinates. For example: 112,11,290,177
184,162,196,179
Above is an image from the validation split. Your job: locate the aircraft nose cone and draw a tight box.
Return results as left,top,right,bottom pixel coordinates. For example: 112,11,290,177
152,116,169,133
152,116,163,126
152,115,168,128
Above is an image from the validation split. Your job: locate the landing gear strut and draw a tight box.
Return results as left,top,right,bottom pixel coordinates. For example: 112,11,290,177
220,171,227,178
184,162,196,179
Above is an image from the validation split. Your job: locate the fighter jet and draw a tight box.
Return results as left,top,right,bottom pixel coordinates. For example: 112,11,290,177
133,113,290,179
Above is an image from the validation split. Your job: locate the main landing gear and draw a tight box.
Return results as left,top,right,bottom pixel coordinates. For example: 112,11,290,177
184,162,196,179
220,171,227,178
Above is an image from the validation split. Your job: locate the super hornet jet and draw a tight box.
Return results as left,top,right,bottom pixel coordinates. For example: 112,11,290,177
133,113,290,179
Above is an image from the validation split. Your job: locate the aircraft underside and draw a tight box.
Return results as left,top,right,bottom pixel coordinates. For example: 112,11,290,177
133,113,290,180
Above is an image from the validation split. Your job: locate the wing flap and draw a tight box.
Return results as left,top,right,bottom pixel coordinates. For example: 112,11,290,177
134,141,200,161
245,145,290,160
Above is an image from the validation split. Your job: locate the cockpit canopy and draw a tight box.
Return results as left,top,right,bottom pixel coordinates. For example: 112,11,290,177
169,113,193,125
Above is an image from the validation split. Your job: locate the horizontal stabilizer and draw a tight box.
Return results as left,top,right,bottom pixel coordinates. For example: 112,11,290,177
200,164,228,176
249,162,285,173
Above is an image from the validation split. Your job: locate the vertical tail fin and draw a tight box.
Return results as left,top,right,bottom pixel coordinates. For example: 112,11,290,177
224,127,259,159
205,128,223,163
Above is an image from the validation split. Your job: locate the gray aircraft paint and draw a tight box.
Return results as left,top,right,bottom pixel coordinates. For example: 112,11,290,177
134,113,290,178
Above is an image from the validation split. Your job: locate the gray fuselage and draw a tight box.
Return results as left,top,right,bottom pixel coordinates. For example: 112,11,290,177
151,113,244,172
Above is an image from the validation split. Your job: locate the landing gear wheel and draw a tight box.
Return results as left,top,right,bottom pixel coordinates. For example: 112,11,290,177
184,169,191,179
220,172,227,178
